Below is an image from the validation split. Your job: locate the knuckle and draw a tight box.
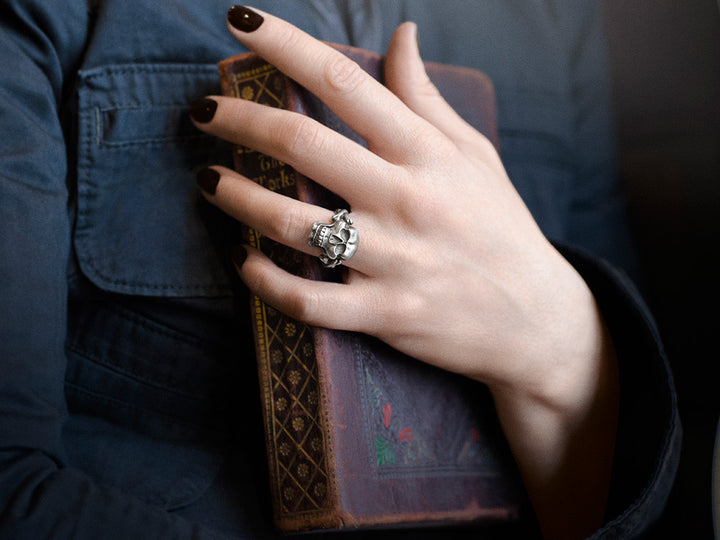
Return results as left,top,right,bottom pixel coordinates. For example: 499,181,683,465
462,135,503,173
470,132,498,158
243,263,271,297
323,54,366,95
420,80,442,100
265,204,305,242
398,78,442,111
280,115,324,161
413,76,442,103
287,288,321,322
273,28,304,63
424,127,458,158
400,123,456,166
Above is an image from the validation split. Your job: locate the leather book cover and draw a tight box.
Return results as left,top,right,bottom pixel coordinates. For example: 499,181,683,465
218,44,521,533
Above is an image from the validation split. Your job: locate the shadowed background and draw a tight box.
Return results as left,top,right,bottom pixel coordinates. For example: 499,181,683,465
604,1,720,536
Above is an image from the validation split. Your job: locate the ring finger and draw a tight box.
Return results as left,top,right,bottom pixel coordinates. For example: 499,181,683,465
198,166,385,275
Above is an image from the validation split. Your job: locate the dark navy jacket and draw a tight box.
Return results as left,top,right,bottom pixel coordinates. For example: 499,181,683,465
0,1,679,538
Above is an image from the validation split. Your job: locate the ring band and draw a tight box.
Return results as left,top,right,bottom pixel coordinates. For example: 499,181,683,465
308,209,359,268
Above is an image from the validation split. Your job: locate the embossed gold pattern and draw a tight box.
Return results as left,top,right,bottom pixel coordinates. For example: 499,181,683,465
223,61,334,519
260,298,331,514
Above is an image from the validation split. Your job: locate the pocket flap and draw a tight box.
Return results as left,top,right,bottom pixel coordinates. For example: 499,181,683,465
75,64,234,296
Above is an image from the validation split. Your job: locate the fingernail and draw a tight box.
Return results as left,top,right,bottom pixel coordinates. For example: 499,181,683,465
190,98,218,123
228,6,264,33
196,167,220,195
231,245,248,270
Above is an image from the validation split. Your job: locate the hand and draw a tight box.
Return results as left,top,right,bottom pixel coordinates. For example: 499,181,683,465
194,9,582,391
192,7,618,539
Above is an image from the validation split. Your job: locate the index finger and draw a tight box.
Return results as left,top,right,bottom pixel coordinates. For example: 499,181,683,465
225,5,433,163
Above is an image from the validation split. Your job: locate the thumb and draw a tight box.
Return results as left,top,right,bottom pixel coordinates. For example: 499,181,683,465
384,22,484,149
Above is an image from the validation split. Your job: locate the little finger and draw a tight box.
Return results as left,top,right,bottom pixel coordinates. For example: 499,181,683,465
236,245,378,332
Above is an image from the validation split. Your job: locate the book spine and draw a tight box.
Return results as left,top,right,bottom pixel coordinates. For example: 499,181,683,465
218,57,340,531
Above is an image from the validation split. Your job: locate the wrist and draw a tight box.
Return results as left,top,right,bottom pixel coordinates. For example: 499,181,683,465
487,253,619,538
490,247,613,412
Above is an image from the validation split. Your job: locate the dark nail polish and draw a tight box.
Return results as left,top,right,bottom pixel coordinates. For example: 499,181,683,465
196,168,220,195
228,5,264,33
231,245,248,269
190,98,218,123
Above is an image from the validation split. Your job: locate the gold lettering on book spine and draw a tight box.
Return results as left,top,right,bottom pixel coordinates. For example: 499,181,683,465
227,64,332,519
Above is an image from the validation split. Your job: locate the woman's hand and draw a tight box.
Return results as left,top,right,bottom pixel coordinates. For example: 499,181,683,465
191,7,619,539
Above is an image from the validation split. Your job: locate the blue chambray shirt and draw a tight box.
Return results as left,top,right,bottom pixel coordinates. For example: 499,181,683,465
0,1,679,538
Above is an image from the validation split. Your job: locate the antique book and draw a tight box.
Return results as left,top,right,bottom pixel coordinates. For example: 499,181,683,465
218,44,522,533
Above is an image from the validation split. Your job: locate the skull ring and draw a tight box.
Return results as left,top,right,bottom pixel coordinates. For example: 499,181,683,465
308,209,359,268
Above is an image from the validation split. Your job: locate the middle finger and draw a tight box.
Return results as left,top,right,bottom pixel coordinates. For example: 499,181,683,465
196,96,397,207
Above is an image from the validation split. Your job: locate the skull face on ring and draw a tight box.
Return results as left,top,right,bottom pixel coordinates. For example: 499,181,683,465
308,209,359,268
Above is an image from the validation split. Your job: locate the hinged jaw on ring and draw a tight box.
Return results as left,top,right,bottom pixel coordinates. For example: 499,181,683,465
308,209,359,268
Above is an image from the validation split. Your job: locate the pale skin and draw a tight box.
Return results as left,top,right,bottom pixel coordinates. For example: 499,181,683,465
192,7,619,539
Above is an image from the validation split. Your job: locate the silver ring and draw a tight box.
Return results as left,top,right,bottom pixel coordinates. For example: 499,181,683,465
307,209,359,268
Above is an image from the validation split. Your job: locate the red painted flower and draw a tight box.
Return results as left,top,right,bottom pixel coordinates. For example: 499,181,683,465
383,404,392,428
399,428,413,443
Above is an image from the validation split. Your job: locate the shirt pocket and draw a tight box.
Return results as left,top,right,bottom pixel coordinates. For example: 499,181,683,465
75,63,235,297
496,88,575,242
63,274,241,510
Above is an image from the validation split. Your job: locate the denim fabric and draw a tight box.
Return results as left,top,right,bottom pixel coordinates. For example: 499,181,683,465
0,0,677,538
